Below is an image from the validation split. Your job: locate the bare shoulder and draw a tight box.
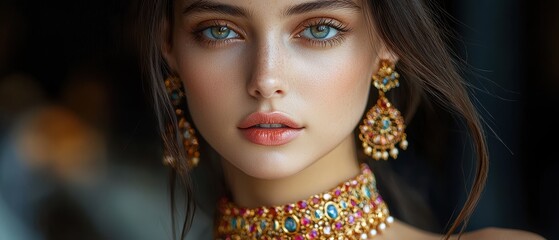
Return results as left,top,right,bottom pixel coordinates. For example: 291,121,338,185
461,227,547,240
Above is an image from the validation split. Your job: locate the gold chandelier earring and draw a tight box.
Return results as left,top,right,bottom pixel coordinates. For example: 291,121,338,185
162,76,200,170
359,60,408,160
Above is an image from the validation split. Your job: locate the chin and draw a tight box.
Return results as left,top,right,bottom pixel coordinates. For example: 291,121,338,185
227,151,313,180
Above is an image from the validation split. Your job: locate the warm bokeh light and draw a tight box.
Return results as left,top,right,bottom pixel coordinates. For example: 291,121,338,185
0,0,557,240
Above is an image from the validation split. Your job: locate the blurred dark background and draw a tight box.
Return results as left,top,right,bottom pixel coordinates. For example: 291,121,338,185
0,0,557,239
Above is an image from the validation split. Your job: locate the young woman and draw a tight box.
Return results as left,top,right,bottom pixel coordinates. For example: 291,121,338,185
137,0,545,239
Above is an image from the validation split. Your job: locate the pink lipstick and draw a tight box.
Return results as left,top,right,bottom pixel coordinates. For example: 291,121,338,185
238,112,303,146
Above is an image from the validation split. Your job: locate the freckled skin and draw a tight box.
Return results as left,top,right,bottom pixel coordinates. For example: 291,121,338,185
163,0,396,207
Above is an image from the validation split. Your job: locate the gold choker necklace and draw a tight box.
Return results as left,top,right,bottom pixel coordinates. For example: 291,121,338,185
215,164,393,239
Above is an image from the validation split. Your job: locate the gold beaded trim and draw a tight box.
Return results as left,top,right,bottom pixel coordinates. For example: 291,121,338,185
215,164,393,240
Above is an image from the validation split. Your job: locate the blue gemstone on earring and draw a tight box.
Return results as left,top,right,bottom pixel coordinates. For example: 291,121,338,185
383,77,389,85
326,204,339,219
382,119,391,130
171,91,180,100
284,217,297,232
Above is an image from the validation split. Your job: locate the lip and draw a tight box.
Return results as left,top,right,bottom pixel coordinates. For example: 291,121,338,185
238,112,303,146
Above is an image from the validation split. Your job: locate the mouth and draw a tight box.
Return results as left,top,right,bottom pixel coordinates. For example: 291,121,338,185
238,112,303,146
237,112,303,129
253,123,288,128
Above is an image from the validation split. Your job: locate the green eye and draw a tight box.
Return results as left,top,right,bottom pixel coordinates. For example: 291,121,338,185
301,25,338,39
202,26,239,40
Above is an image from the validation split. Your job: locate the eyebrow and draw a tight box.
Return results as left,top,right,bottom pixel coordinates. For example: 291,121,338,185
182,0,361,17
182,0,249,17
283,0,361,16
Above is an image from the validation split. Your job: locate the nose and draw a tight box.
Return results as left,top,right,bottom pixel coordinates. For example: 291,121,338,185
247,36,288,99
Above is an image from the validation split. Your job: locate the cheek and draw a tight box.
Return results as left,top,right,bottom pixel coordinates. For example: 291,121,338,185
173,46,249,144
293,46,373,125
177,46,245,113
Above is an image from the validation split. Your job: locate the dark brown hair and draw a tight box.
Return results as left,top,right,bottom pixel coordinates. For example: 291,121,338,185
136,0,489,239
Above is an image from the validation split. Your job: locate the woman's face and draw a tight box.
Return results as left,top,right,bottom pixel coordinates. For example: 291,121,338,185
164,0,392,179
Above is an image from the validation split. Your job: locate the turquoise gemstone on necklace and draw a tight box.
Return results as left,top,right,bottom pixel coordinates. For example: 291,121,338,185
340,200,348,209
260,220,267,231
326,204,339,219
284,217,297,233
314,209,324,219
363,185,371,199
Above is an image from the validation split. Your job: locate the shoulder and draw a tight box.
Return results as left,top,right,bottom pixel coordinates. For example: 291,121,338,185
460,227,546,240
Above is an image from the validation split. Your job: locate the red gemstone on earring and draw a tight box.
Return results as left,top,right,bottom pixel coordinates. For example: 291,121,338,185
250,224,256,232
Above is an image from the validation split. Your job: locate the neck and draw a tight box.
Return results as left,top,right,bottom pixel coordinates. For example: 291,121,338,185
221,135,360,208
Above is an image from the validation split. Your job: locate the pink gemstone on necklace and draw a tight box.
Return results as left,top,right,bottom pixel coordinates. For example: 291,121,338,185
312,197,320,204
348,215,355,224
298,200,308,209
295,235,304,240
334,189,341,196
335,222,343,229
356,211,363,218
301,217,311,226
285,204,293,212
309,230,318,239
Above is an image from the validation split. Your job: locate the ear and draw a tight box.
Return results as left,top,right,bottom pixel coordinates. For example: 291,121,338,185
161,19,178,73
377,44,399,64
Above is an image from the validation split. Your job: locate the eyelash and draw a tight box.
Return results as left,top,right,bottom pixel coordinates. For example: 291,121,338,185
191,18,352,48
192,20,242,48
297,18,351,48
